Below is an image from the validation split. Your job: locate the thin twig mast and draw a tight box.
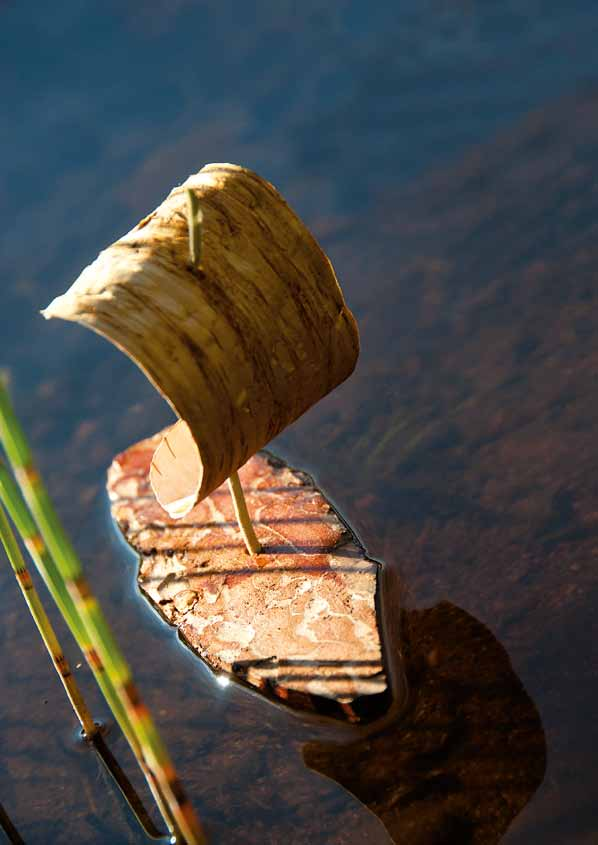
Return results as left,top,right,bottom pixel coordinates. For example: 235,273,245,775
185,188,262,556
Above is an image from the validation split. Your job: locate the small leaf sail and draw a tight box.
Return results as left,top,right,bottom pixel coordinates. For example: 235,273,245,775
108,430,389,723
43,164,360,517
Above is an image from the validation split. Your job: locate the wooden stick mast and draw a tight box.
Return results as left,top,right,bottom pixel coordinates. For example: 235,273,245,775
185,189,261,556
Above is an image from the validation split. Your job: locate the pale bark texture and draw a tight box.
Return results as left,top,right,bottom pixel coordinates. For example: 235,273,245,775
108,431,388,722
43,164,359,513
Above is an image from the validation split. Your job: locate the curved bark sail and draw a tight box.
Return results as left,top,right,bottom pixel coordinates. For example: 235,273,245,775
43,164,359,516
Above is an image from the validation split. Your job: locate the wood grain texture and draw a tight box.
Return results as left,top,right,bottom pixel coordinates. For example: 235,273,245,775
108,429,389,722
43,164,359,511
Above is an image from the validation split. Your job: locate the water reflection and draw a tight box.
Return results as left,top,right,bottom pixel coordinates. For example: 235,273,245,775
0,800,24,845
305,598,546,844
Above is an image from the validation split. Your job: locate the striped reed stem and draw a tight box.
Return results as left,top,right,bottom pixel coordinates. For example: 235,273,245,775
0,383,206,845
0,459,176,837
0,499,96,736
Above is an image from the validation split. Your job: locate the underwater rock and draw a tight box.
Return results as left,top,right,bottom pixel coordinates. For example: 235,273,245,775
108,429,389,721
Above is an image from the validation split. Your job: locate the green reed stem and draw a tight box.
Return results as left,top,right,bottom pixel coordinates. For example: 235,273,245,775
0,460,176,838
0,500,96,736
0,384,206,845
0,508,162,840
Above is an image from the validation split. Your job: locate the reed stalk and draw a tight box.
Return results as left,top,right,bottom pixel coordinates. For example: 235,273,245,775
0,382,206,845
0,459,177,836
0,500,96,736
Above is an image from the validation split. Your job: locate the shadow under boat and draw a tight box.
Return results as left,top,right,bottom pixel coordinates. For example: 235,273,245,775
304,597,547,845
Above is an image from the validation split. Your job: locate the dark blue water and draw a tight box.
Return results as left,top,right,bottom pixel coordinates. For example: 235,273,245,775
2,2,598,842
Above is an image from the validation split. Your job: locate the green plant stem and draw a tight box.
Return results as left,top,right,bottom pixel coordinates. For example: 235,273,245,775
0,384,206,845
0,459,176,836
0,500,97,737
0,459,172,816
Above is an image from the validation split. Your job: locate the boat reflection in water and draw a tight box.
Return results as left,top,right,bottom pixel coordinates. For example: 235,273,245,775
304,568,546,845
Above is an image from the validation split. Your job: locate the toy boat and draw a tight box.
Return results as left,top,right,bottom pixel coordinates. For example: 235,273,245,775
43,164,359,518
43,164,389,720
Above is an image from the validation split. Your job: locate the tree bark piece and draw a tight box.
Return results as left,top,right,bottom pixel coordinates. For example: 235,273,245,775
108,428,388,722
43,164,359,516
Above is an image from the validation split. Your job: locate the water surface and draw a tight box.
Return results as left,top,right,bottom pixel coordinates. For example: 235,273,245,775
2,2,598,842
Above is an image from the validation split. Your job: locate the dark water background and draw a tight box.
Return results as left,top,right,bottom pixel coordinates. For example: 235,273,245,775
2,1,598,842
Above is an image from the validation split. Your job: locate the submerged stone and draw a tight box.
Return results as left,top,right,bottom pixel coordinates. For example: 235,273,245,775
108,429,389,721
